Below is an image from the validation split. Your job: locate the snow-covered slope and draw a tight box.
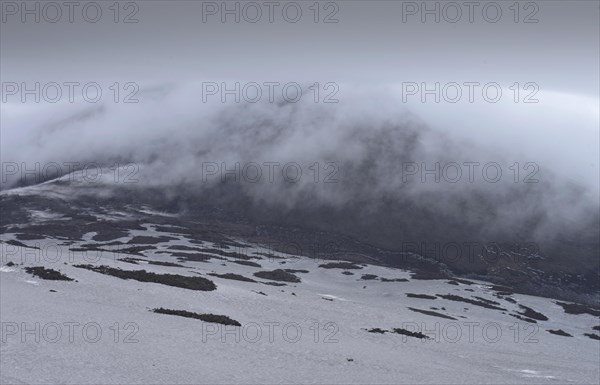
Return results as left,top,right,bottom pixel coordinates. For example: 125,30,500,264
1,224,598,384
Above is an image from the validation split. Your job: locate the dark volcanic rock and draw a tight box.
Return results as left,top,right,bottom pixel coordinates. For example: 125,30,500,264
152,308,240,326
361,274,378,280
208,273,257,283
380,277,409,282
254,269,301,283
319,262,362,269
391,328,430,340
547,329,572,337
25,266,74,281
436,294,506,311
555,302,600,317
407,307,457,320
118,257,142,264
73,264,216,291
411,271,448,280
6,240,39,249
406,293,437,300
517,305,549,321
232,260,262,268
170,252,219,262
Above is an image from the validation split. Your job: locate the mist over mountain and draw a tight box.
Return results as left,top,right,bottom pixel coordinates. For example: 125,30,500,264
2,84,598,300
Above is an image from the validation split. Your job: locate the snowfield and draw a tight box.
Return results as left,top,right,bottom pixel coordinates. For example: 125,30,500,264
1,227,598,385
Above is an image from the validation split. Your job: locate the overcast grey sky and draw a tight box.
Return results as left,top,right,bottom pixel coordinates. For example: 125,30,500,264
0,1,598,92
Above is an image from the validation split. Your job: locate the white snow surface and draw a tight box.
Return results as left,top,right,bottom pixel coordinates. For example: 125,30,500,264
1,230,598,384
